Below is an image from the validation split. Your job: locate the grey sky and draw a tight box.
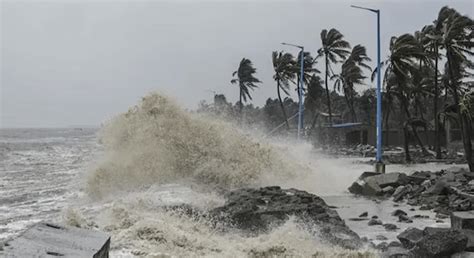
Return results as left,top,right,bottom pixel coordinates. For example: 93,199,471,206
1,0,473,128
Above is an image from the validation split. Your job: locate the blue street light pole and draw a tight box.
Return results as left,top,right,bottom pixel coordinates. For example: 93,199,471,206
282,42,305,140
351,5,385,173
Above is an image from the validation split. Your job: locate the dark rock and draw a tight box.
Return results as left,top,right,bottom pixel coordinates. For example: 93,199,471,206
368,218,383,226
424,181,451,196
383,186,395,194
413,215,429,219
393,185,412,202
381,246,410,258
409,208,415,211
359,212,368,218
211,186,362,249
376,235,388,240
372,215,379,219
348,217,369,221
419,205,432,210
388,241,402,248
460,229,474,252
397,227,423,249
384,223,398,231
392,209,407,217
436,213,449,219
398,214,413,223
436,220,444,223
413,228,467,257
376,242,389,251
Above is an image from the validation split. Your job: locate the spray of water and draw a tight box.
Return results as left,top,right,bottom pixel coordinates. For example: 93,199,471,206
75,92,376,256
86,93,307,199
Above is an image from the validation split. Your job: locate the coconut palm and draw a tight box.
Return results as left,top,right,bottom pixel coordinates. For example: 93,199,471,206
317,28,351,125
373,34,430,160
305,75,325,135
231,58,261,114
272,51,296,129
332,45,371,122
439,7,474,171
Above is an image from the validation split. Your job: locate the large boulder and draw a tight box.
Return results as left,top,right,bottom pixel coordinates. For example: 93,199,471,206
397,228,423,249
211,186,362,249
349,172,409,196
411,227,467,257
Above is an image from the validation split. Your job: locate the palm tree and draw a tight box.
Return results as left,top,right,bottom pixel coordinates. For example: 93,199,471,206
439,7,474,171
332,45,371,122
318,28,351,125
374,34,430,160
272,51,296,129
231,58,261,114
305,75,325,135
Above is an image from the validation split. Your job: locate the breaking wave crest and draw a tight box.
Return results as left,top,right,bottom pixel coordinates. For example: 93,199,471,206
86,93,304,198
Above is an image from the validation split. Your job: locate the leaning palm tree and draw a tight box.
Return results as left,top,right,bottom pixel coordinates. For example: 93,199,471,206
272,51,296,129
373,34,430,160
332,45,371,122
439,7,474,171
317,28,351,125
231,58,261,114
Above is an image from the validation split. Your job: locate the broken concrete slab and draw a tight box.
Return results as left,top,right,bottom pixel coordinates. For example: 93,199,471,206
0,222,110,257
452,211,474,230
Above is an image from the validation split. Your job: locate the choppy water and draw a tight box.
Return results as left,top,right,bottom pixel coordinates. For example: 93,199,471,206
0,128,98,241
0,94,468,257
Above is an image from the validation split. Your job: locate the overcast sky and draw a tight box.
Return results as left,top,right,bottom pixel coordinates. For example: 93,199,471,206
1,0,473,128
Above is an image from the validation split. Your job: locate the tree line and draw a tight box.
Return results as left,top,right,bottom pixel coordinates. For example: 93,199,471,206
198,6,474,171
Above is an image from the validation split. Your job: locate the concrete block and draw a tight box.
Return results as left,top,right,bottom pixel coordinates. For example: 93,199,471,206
0,222,110,257
452,211,474,230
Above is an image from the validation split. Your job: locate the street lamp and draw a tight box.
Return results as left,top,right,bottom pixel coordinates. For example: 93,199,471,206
281,42,304,140
350,5,385,173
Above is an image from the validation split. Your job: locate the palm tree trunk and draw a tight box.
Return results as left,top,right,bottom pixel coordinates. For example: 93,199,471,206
401,94,429,158
403,125,412,162
434,45,442,159
447,50,474,172
277,80,290,130
324,56,333,125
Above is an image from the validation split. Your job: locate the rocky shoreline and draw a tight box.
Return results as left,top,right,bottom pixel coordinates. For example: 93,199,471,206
348,168,474,257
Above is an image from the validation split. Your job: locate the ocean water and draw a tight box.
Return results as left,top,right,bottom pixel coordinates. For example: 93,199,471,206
0,128,98,241
0,93,468,257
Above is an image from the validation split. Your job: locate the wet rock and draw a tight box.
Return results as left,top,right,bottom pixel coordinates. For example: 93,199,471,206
391,209,407,217
413,215,429,219
381,246,409,258
393,185,412,202
384,223,398,231
359,212,368,218
211,186,362,249
397,228,423,249
368,218,383,226
413,228,467,257
388,241,402,248
424,181,450,196
349,172,408,196
348,217,368,221
398,214,413,223
383,186,395,194
376,242,389,251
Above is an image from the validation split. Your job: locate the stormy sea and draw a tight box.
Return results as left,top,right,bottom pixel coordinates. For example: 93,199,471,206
0,93,463,257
